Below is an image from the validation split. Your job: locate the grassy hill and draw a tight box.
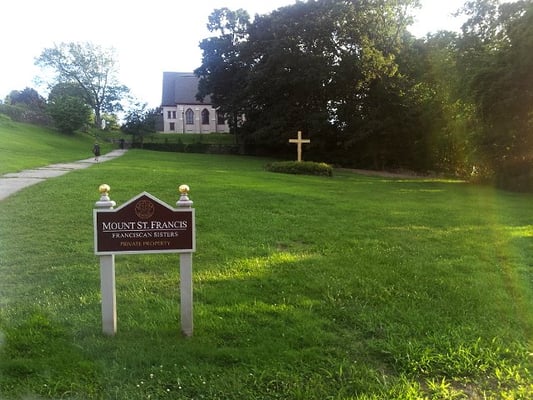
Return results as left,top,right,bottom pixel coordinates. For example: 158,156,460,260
0,121,532,399
0,114,115,175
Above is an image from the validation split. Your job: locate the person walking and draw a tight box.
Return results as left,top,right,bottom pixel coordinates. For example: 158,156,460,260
92,143,101,162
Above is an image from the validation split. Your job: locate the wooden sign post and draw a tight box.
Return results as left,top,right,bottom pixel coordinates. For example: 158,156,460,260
93,184,196,337
289,131,310,162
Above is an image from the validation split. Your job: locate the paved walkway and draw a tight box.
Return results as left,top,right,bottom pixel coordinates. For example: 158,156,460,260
0,149,127,201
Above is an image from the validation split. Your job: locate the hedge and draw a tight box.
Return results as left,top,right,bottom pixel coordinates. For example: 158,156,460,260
265,161,333,177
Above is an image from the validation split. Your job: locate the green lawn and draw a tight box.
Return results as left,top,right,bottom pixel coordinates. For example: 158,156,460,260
0,136,532,398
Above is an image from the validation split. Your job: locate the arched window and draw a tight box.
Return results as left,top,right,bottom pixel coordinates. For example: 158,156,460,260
185,108,194,125
201,108,210,125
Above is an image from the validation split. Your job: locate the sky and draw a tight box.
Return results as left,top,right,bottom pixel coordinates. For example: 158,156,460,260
0,0,471,109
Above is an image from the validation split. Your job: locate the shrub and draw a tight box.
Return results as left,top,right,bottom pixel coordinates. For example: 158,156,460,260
0,103,52,126
48,96,92,134
133,142,240,154
265,161,333,177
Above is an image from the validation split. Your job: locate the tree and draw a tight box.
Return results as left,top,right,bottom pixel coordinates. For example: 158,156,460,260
101,113,120,131
6,87,46,110
457,0,533,188
121,103,158,148
319,0,422,169
241,1,340,147
46,82,92,134
48,82,87,104
404,31,478,176
48,96,91,134
35,42,129,128
1,87,51,125
196,0,421,167
195,8,251,137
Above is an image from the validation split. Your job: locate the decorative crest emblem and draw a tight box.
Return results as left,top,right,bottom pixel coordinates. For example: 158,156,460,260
135,199,155,219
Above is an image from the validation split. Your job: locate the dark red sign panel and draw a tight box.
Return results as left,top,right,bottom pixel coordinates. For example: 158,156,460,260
94,192,195,255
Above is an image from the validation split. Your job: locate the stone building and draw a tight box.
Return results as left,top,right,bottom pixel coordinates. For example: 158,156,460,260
160,72,229,134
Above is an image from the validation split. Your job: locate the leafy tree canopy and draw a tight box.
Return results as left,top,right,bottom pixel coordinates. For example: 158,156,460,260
196,0,421,167
456,0,533,188
6,87,46,110
121,103,159,147
35,42,129,128
48,95,92,135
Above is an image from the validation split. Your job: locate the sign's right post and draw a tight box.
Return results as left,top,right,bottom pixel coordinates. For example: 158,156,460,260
177,184,194,337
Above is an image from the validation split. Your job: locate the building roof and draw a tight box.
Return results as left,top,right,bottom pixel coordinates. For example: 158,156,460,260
161,72,212,106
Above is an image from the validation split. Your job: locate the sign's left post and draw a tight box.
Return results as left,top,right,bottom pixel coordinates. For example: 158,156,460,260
94,184,117,335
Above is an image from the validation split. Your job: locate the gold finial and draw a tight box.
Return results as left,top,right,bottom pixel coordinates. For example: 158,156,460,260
95,183,115,209
177,184,193,208
99,184,111,195
178,184,190,195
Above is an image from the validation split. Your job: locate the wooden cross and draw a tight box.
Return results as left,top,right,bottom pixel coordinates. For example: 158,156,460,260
289,131,310,162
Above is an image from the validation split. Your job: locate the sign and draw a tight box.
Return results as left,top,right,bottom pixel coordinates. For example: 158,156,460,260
94,191,195,255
